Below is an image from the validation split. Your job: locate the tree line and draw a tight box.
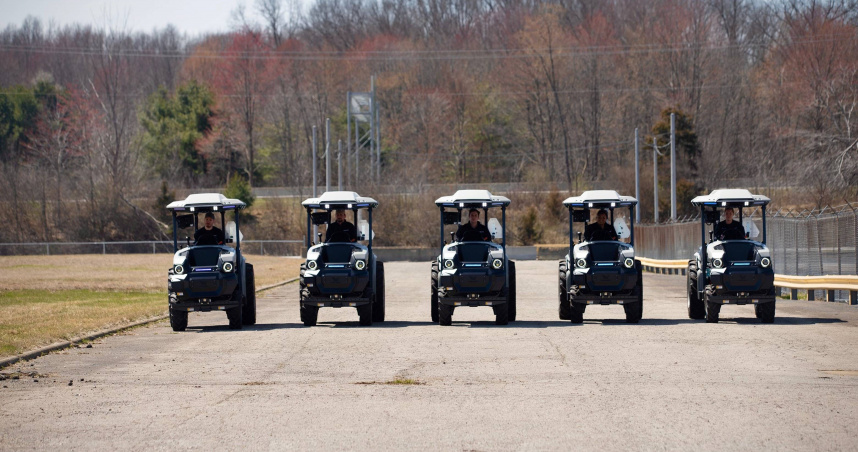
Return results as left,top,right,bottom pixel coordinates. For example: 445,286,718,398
0,0,856,244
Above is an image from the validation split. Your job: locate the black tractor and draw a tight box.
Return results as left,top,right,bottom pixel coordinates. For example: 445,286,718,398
559,190,642,323
687,189,776,323
299,191,385,326
431,190,516,326
165,193,255,331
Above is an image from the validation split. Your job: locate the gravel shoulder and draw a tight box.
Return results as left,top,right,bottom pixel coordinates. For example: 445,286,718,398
1,261,857,450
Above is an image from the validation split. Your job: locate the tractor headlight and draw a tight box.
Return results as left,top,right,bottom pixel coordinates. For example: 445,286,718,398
624,258,635,269
174,265,184,274
712,258,723,269
355,259,366,270
444,259,455,269
307,260,318,270
575,258,587,268
760,257,771,268
491,258,503,269
222,262,234,273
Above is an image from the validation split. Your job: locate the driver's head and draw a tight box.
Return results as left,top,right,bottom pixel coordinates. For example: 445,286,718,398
468,209,480,226
204,212,215,229
724,207,734,222
596,209,608,225
335,209,346,223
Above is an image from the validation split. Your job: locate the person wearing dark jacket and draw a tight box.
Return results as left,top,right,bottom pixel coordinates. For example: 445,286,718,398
584,209,618,241
456,209,491,241
326,209,357,242
714,207,745,240
194,212,225,245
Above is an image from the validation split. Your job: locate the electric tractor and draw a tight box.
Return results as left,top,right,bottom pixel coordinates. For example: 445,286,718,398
299,191,385,326
559,190,642,324
687,189,776,323
165,193,255,331
431,190,516,326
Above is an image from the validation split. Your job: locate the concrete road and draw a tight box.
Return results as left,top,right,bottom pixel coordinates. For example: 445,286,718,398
1,261,857,450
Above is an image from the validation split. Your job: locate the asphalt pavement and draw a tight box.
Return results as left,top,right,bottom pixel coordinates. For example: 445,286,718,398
1,261,857,450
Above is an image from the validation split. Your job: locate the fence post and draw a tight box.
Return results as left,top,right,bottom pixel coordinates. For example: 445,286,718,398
152,242,156,254
261,242,264,255
46,243,50,255
836,212,841,275
103,242,106,254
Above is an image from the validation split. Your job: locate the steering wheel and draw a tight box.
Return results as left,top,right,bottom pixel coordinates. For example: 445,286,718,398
461,229,485,242
326,231,352,243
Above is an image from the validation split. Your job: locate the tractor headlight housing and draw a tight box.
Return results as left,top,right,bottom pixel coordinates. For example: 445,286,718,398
222,262,234,273
624,258,635,269
174,264,184,274
760,257,771,268
575,258,587,268
491,258,503,269
307,260,318,270
444,259,455,269
355,259,366,270
712,258,723,269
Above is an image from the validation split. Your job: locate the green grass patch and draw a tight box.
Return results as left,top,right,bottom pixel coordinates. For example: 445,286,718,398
385,378,423,385
0,289,165,358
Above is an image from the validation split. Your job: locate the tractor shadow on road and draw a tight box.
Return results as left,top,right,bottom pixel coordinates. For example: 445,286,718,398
312,321,436,328
183,323,308,332
723,317,846,325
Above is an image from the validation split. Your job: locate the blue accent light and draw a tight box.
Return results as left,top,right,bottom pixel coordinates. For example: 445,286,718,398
733,262,751,266
327,264,346,268
193,268,213,272
596,263,614,266
464,263,482,267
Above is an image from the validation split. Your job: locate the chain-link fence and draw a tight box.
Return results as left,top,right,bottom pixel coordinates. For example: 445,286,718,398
636,203,858,301
0,240,304,257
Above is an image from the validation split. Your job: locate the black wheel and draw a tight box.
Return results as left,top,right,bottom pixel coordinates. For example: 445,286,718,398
439,302,453,326
357,302,373,326
372,261,385,322
704,286,720,323
242,264,256,325
558,261,570,320
508,261,517,322
430,261,440,323
300,304,318,326
757,300,776,323
493,298,509,325
570,300,585,324
687,263,705,320
624,266,643,323
227,305,243,329
169,299,188,332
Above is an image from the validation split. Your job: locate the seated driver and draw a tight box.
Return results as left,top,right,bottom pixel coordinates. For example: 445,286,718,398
194,212,225,245
456,208,491,242
325,209,357,242
714,207,745,240
584,209,618,241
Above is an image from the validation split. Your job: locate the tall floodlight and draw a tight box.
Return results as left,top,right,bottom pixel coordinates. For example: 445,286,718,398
347,76,380,184
670,113,676,220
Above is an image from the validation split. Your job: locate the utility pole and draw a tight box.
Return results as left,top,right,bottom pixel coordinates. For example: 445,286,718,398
346,91,351,188
312,125,318,239
653,136,659,224
635,127,641,223
325,118,331,192
670,112,676,221
338,140,343,191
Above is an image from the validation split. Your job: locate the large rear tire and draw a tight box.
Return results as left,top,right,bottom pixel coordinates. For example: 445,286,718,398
430,261,440,323
493,298,509,325
558,261,570,320
372,261,385,322
687,263,705,320
227,305,243,330
357,302,373,326
169,298,188,332
757,300,776,324
242,264,256,325
508,261,517,322
439,302,453,326
624,264,643,323
300,304,318,326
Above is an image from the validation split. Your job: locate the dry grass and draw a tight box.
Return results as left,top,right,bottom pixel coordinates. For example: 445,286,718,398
0,253,303,360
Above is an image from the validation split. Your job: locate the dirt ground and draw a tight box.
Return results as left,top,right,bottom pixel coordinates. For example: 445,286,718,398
1,261,857,450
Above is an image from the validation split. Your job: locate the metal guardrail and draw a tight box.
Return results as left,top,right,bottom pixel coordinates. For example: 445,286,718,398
0,240,304,256
638,256,858,305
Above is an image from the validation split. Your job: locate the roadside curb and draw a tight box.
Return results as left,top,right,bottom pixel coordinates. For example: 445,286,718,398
0,277,300,370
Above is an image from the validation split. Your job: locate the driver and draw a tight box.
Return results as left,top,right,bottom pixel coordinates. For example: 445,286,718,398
455,208,491,242
325,209,357,242
194,212,225,245
584,209,618,241
714,207,745,240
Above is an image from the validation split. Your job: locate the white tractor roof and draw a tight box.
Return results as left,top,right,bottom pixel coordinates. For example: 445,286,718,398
563,190,638,208
435,190,511,207
302,191,378,209
691,189,770,207
165,193,246,211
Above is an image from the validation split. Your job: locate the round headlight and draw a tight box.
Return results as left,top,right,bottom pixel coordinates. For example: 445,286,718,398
624,258,635,268
712,258,723,269
444,259,455,269
761,257,771,268
222,262,234,272
174,265,184,274
492,258,503,269
355,259,366,270
575,258,587,268
307,260,318,270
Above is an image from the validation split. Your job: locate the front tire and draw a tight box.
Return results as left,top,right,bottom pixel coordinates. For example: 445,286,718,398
687,263,705,320
757,300,776,323
357,302,373,326
558,261,570,320
372,262,385,322
169,303,188,332
300,304,318,326
227,305,243,330
439,302,453,326
430,262,439,323
507,261,517,322
569,300,585,324
242,264,256,325
704,287,720,323
493,299,509,325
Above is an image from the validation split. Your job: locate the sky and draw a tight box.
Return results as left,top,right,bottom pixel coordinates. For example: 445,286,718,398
1,0,265,37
